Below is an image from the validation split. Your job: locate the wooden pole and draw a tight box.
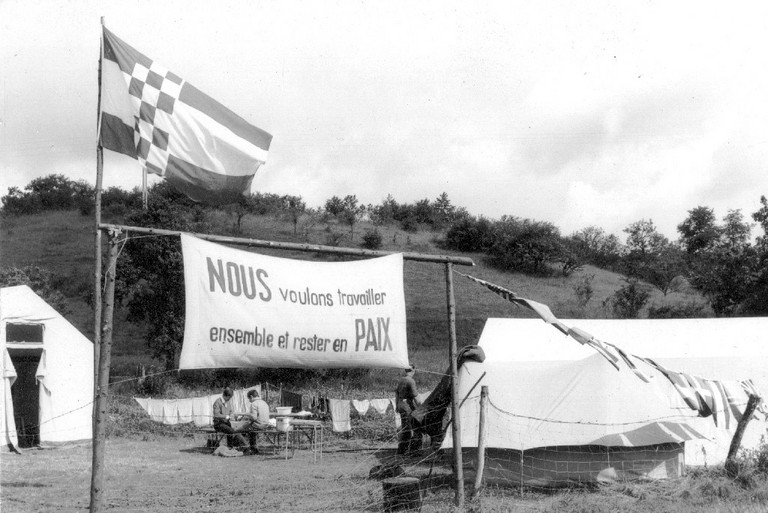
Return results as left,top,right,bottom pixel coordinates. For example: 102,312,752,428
98,223,475,266
141,167,148,209
93,18,105,403
445,263,464,507
90,230,119,513
725,393,762,477
473,386,488,497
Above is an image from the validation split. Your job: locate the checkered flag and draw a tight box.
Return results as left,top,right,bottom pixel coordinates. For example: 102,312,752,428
99,27,272,204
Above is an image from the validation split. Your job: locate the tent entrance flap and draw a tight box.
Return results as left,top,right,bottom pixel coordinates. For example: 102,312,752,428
8,348,42,448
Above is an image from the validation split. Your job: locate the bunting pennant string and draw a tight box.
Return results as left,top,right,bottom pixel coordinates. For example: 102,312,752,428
456,271,766,425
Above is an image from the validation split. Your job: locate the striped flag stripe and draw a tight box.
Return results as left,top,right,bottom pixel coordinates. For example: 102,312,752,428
164,155,256,204
165,101,268,175
179,83,271,152
103,28,152,74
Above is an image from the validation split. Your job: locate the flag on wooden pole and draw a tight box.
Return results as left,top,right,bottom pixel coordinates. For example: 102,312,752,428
98,27,272,204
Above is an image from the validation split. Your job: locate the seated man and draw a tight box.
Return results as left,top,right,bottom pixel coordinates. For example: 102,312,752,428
240,389,271,455
212,387,247,450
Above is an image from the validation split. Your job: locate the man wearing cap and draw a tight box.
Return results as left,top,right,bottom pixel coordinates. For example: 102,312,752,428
212,387,247,450
395,365,420,455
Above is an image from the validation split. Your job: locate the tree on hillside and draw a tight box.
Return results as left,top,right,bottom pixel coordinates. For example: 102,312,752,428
680,208,758,316
487,216,561,274
370,194,398,225
641,244,686,296
26,174,77,210
569,226,624,269
721,209,753,249
622,219,685,295
281,195,306,237
623,219,668,258
116,195,192,371
1,186,41,215
224,194,257,234
743,196,768,314
557,235,587,276
432,192,456,229
324,196,345,217
339,195,366,241
677,206,720,254
444,215,495,252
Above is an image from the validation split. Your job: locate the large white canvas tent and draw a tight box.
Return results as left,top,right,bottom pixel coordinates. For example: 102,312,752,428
442,318,768,487
1,285,93,450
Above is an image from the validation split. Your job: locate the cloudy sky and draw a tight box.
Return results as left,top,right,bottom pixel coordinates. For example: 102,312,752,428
2,1,767,239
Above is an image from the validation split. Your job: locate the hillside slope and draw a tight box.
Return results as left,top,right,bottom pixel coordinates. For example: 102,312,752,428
0,209,706,379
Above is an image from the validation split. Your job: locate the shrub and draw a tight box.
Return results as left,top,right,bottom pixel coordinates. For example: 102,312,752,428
134,369,171,396
444,216,493,252
361,229,383,250
324,230,345,247
647,301,709,318
609,278,651,318
573,273,595,308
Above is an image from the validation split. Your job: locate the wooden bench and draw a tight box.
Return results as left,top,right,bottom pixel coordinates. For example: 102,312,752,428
194,426,295,458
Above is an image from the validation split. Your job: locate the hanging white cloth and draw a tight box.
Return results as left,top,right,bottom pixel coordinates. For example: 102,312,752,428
329,399,351,432
351,399,370,416
369,398,390,414
2,349,20,452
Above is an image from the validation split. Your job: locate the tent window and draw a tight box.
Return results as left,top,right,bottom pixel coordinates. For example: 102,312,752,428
6,323,44,343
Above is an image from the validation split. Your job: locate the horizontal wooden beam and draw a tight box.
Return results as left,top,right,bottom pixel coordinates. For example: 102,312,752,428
99,223,475,266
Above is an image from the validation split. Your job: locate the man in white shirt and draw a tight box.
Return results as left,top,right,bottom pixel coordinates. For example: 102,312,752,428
242,389,270,455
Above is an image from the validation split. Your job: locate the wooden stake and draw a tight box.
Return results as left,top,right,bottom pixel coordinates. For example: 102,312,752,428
725,393,762,477
445,263,464,507
90,230,119,513
473,386,488,497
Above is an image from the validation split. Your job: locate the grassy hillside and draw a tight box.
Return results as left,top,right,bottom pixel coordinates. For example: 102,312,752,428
0,208,707,391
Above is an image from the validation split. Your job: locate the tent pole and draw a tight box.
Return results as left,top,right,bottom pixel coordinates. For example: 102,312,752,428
445,263,464,507
473,385,488,497
90,229,119,513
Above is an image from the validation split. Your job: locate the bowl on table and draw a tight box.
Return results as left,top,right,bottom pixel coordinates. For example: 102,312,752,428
276,406,293,415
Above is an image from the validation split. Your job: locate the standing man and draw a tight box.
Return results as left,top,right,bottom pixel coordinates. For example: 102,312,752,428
212,387,247,450
395,364,419,455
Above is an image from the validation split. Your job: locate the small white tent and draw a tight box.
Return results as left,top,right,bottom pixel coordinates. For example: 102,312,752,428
443,318,768,486
1,285,93,450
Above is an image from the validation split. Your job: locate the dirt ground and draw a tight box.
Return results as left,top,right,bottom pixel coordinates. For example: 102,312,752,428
3,437,768,512
1,437,458,512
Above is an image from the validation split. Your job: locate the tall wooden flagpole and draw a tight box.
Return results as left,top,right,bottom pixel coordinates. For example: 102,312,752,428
93,18,104,398
445,263,464,507
91,17,105,513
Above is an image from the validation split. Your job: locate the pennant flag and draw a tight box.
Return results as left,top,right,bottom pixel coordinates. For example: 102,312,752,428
456,272,570,334
99,27,273,204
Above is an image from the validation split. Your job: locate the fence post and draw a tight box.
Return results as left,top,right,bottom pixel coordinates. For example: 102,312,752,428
473,386,488,497
444,263,464,508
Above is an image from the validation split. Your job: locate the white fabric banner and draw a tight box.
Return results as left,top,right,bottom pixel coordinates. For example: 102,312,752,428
179,234,409,369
